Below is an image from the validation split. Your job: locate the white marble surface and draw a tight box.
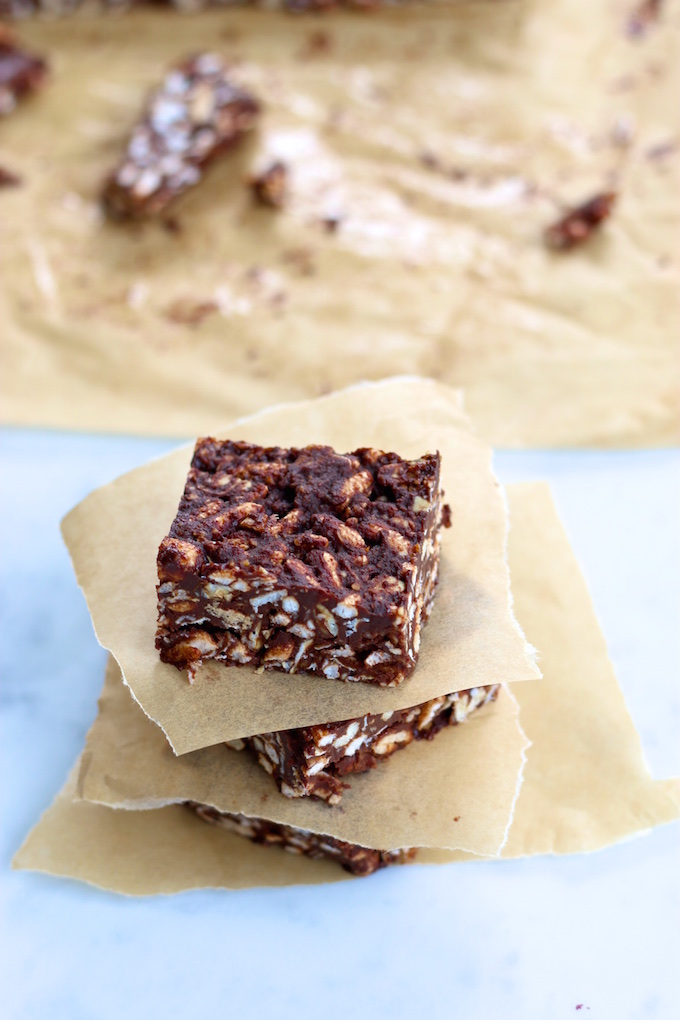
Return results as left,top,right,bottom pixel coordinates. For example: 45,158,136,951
1,431,678,1020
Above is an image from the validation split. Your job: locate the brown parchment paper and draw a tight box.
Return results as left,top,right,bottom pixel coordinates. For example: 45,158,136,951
1,1,678,448
15,766,354,892
428,482,680,863
14,483,680,894
76,659,528,855
61,378,540,754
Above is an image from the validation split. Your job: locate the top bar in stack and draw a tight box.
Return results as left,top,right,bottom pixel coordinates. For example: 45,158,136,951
102,53,260,220
156,440,450,686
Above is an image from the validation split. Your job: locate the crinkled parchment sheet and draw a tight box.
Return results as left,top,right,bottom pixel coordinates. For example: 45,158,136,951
61,378,540,753
14,484,679,893
1,0,678,447
76,659,528,856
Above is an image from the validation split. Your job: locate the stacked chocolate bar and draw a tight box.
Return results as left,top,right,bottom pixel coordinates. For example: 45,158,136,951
154,438,499,874
43,380,542,884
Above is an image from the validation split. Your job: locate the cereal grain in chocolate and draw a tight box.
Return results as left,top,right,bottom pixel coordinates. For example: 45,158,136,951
156,440,450,686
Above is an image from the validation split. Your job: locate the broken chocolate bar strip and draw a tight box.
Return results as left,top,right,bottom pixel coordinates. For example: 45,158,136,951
544,192,617,251
0,29,48,117
156,440,450,686
0,0,127,14
187,802,417,876
102,53,260,220
229,684,500,805
1,0,134,13
0,0,404,15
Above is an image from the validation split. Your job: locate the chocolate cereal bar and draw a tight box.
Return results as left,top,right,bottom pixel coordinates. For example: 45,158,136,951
229,684,500,804
0,29,47,117
102,53,260,220
156,440,450,686
187,802,417,876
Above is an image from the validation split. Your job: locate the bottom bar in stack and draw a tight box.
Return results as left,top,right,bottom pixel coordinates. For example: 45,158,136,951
187,803,417,876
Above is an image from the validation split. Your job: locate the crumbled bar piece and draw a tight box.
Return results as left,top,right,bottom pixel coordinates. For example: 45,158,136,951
0,29,48,117
164,297,219,327
186,802,417,876
156,440,450,686
321,213,342,233
627,0,663,37
544,192,617,251
102,53,260,220
249,160,288,209
299,30,333,59
229,684,500,805
282,246,316,276
0,165,21,187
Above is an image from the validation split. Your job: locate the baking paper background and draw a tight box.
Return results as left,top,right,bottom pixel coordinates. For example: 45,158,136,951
61,378,540,753
77,659,528,855
2,0,678,447
15,483,680,893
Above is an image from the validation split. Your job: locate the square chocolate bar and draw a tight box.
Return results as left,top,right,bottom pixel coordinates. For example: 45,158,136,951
156,440,450,686
186,803,416,876
229,685,499,804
